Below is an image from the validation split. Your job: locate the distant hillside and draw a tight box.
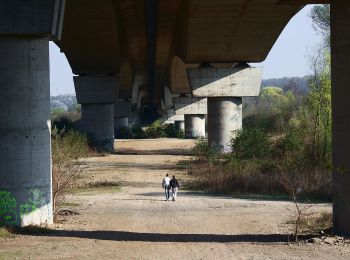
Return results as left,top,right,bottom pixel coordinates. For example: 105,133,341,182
261,76,309,94
51,94,77,111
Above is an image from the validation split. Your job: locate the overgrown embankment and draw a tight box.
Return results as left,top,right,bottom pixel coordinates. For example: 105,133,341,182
187,54,332,202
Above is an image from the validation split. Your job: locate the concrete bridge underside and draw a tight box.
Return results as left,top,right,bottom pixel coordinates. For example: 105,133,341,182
0,0,350,236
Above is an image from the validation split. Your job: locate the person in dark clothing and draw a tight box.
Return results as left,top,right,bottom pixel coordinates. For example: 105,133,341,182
169,175,179,201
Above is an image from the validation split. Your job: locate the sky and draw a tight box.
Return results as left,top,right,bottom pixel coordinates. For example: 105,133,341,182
49,5,323,96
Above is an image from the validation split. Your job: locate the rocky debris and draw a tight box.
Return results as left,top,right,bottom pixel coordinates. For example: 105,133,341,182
307,236,350,245
58,209,81,216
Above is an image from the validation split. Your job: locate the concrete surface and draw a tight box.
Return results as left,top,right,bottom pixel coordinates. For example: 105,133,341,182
185,114,206,138
0,38,53,226
207,97,242,152
174,97,207,115
331,1,350,236
188,67,262,97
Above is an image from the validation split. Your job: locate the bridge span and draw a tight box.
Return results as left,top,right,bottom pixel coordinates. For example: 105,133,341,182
0,0,349,235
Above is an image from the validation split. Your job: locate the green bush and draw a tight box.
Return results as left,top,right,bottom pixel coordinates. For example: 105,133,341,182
144,120,167,138
51,127,91,162
51,111,80,132
231,128,272,160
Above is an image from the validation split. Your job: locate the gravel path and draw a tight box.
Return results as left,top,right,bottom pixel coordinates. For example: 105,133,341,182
1,139,349,260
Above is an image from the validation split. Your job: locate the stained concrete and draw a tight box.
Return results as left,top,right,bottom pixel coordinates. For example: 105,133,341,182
0,0,65,39
175,121,185,132
0,38,53,226
80,104,114,152
173,97,207,115
331,2,350,236
207,97,242,152
188,67,262,97
74,75,117,152
185,115,206,138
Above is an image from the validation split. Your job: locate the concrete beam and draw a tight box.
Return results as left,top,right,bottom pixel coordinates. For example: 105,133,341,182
166,109,185,122
188,67,262,97
74,76,118,104
173,97,207,115
0,0,66,40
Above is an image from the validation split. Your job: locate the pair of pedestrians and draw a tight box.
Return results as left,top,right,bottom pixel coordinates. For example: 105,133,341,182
162,174,179,201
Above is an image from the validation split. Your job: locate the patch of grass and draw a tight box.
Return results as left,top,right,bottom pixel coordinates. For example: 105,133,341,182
229,193,290,201
61,202,80,207
0,227,15,239
287,211,333,234
70,181,121,195
300,211,333,233
0,250,23,260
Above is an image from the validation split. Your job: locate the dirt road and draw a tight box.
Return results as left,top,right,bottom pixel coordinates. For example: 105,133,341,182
1,139,349,259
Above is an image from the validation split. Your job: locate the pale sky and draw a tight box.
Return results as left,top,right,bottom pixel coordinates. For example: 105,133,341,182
49,4,323,96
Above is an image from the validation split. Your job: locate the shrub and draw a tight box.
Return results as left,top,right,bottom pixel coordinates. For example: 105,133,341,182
51,111,80,132
231,128,272,160
51,127,93,220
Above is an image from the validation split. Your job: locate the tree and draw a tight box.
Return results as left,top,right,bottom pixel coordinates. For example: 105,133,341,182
310,4,330,46
307,48,331,164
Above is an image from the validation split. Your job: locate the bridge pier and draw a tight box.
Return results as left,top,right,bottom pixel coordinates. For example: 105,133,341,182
331,2,350,236
173,97,207,139
184,114,206,138
74,75,118,152
0,38,53,226
188,66,262,152
174,120,185,132
114,100,131,134
0,0,65,226
207,97,242,152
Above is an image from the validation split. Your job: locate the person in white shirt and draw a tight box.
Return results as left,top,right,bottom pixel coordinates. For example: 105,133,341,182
162,174,171,201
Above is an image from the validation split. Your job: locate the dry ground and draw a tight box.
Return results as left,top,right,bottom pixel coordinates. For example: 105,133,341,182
1,138,349,259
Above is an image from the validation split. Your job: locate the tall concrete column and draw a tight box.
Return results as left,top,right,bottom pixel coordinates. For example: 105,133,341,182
175,120,185,132
114,100,131,134
80,104,114,150
207,97,242,152
74,76,118,152
185,114,205,138
0,38,53,226
331,2,350,236
115,117,129,128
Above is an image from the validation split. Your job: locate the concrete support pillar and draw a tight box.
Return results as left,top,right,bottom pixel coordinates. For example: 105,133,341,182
0,38,53,226
207,97,242,152
114,101,131,129
80,104,114,151
115,117,129,128
185,115,205,138
331,2,350,235
74,76,117,152
175,121,185,132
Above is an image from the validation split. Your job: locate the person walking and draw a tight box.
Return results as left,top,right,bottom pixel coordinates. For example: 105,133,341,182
170,175,179,201
162,174,171,201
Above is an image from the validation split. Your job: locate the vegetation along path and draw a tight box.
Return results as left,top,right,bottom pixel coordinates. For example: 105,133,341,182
1,139,349,259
